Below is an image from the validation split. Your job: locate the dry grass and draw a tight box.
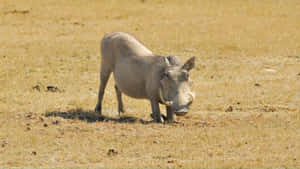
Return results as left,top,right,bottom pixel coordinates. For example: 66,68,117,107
0,0,299,168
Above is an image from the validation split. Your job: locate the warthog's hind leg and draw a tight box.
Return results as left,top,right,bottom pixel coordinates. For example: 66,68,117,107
115,85,125,115
95,67,112,114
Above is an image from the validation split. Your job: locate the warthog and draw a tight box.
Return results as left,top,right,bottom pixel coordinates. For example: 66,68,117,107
95,32,195,122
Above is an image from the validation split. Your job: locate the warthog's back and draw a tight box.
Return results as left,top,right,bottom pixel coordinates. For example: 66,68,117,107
101,32,153,61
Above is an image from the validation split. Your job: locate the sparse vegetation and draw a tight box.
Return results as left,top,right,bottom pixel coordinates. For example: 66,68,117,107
0,0,299,168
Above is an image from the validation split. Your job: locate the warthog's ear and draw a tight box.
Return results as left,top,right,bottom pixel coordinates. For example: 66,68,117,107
161,56,171,66
182,56,195,71
167,56,181,66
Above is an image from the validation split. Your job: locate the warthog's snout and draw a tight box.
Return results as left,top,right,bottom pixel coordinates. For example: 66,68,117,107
174,107,189,116
173,92,194,116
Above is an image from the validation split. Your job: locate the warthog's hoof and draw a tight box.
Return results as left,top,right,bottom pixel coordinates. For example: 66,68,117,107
150,113,165,123
164,115,178,124
94,105,102,114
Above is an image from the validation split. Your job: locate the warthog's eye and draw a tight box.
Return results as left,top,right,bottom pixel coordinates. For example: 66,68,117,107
185,73,189,80
182,71,189,81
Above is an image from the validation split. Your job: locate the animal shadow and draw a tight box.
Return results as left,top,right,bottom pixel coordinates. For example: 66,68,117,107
44,108,152,124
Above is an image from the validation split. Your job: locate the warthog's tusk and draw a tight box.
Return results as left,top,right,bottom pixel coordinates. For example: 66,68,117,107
189,92,195,103
159,88,173,106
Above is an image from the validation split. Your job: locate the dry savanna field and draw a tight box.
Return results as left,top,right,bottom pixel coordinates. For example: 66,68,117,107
0,0,300,168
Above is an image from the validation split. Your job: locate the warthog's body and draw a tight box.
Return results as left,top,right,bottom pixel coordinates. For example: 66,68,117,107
95,32,195,122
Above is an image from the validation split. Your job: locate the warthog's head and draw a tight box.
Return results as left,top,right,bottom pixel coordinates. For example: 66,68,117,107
159,56,196,116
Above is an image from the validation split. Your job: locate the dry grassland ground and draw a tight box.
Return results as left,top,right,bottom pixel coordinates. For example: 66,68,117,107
0,0,300,168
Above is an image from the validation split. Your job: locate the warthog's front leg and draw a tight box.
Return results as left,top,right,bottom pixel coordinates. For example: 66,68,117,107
166,106,176,123
150,99,164,123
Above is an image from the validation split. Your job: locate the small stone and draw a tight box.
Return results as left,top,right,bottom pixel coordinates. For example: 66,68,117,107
153,140,159,144
107,149,118,156
254,83,261,87
168,160,175,163
46,86,64,93
32,85,41,91
32,151,37,155
225,105,233,112
43,123,48,127
26,113,32,118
